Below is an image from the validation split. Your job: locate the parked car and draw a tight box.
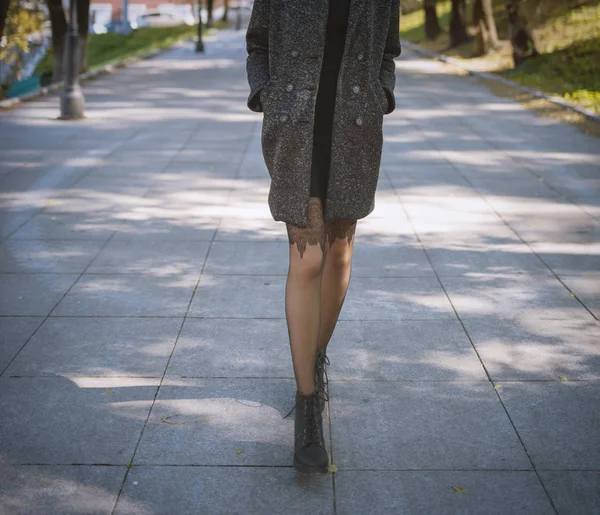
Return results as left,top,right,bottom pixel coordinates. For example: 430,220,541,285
137,11,193,28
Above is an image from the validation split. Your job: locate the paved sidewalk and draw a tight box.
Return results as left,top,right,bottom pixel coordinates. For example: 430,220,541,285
1,28,599,514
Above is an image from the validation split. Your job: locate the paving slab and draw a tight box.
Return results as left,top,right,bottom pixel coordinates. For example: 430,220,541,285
202,241,289,276
0,377,158,464
4,317,182,377
52,273,199,317
330,380,530,470
497,381,600,470
0,317,43,372
0,239,105,273
135,378,313,466
0,273,78,316
0,465,126,515
115,466,333,515
559,275,600,319
165,318,292,379
328,320,486,380
538,471,600,515
462,316,600,380
340,277,456,320
440,272,592,320
334,471,554,515
188,274,286,319
350,240,435,278
86,240,211,275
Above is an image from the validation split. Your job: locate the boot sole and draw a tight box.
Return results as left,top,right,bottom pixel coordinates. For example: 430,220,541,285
294,455,329,475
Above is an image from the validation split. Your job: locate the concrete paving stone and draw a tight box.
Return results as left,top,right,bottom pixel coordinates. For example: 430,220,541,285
9,211,123,240
188,274,286,319
237,152,270,178
440,273,592,320
328,320,486,380
497,381,600,469
424,240,547,276
386,166,473,191
469,176,562,201
0,465,126,515
115,466,333,515
135,378,313,466
158,159,241,178
165,318,292,379
72,174,156,197
335,471,554,515
539,471,600,515
450,162,536,181
350,241,436,278
111,216,219,242
0,239,105,273
52,273,199,317
462,316,600,380
0,377,158,464
559,275,600,319
0,273,78,316
203,241,288,276
0,317,43,373
330,380,530,470
4,317,182,378
215,216,287,242
340,277,455,320
530,241,600,279
87,240,210,275
401,193,495,219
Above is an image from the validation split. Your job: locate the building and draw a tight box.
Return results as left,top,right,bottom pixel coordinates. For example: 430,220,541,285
90,0,227,25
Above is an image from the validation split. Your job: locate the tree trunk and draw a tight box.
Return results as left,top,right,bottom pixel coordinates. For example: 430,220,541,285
77,0,89,73
505,0,538,66
0,0,9,41
221,0,228,22
206,0,213,28
473,0,499,56
47,0,67,83
424,0,441,40
449,0,469,48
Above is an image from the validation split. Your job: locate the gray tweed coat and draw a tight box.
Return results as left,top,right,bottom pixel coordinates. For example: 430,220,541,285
246,0,401,227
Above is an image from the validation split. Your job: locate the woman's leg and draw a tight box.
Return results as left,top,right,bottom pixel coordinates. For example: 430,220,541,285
317,220,357,351
285,197,326,395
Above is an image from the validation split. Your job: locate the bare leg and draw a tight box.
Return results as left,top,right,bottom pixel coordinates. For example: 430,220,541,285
285,198,326,395
317,220,357,351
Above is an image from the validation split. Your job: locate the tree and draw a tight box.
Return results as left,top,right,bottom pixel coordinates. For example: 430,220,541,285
206,0,213,27
424,0,441,40
46,0,66,82
221,0,228,22
0,0,9,41
77,0,89,73
505,0,538,66
473,0,498,56
449,0,469,47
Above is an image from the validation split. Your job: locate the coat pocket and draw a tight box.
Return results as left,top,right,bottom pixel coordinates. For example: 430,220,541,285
370,80,389,115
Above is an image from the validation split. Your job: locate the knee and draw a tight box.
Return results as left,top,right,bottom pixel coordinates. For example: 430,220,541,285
289,251,324,280
326,246,353,271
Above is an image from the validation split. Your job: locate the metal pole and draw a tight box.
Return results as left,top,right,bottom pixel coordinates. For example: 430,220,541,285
195,1,204,53
60,0,84,119
122,0,129,30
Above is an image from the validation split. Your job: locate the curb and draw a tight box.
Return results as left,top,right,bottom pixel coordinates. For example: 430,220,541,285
401,39,600,124
0,41,188,111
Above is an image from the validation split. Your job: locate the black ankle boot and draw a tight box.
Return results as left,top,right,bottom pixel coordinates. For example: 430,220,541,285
292,390,329,474
315,349,330,413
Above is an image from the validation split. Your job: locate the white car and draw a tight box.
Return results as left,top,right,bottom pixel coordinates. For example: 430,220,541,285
137,12,191,28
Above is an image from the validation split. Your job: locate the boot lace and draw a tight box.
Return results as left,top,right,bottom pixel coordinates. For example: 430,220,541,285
283,389,328,443
315,350,330,402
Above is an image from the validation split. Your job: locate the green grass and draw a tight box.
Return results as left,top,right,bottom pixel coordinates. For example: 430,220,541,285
35,22,227,80
399,1,600,114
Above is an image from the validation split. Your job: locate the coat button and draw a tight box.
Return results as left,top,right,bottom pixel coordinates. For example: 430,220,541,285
286,83,294,92
352,85,360,94
291,50,299,58
357,53,364,61
355,116,364,126
279,114,289,123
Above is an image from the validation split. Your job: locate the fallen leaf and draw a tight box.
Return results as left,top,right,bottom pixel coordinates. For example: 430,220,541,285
493,384,502,390
452,485,467,494
329,464,338,473
105,389,114,394
236,449,244,455
569,292,575,297
559,375,568,382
